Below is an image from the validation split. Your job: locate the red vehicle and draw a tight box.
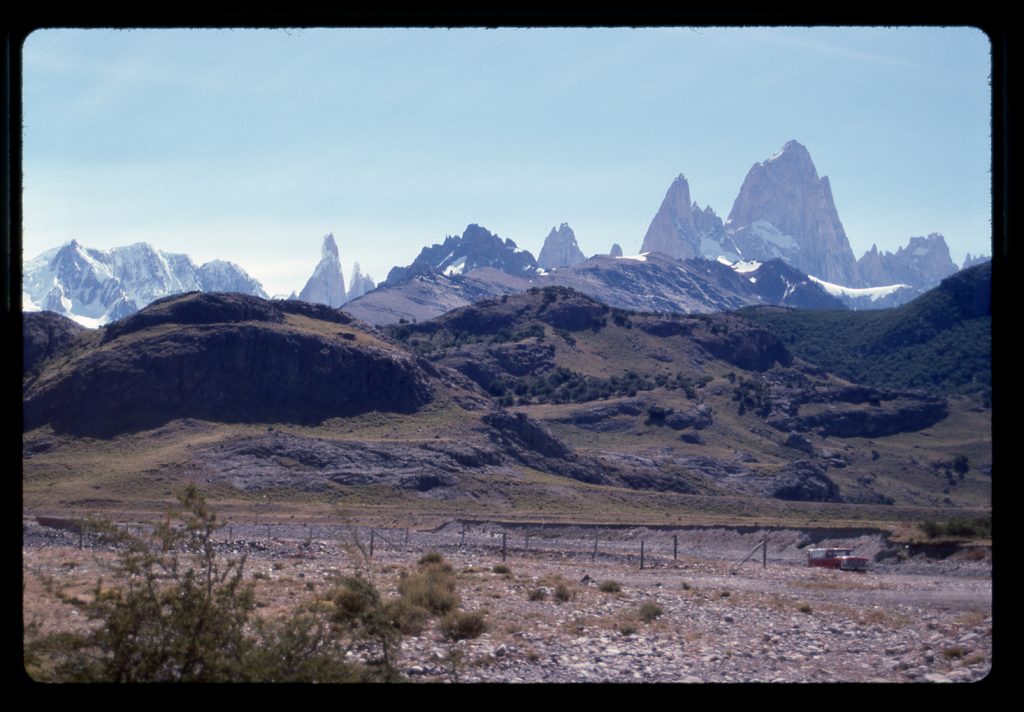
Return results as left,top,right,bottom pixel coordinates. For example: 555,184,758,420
807,547,869,572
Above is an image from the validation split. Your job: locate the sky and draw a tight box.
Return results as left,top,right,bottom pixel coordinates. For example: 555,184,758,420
22,26,993,298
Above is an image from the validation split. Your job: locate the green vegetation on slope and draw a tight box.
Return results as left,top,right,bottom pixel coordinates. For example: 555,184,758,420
739,263,991,396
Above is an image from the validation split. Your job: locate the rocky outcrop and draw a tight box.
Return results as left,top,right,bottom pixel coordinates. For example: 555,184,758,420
772,460,842,502
609,243,623,258
784,432,815,455
440,342,556,393
483,410,573,460
690,320,793,372
537,223,586,270
664,404,714,431
726,140,859,285
196,432,504,493
299,233,347,307
767,398,948,438
23,293,435,437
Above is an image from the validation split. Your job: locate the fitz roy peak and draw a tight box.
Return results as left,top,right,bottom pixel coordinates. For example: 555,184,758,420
22,240,267,327
299,233,347,308
725,140,859,287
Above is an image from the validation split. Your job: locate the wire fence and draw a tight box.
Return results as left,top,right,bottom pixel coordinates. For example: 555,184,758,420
27,516,887,569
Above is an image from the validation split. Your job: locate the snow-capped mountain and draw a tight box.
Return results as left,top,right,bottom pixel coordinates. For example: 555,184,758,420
298,233,347,308
23,240,267,327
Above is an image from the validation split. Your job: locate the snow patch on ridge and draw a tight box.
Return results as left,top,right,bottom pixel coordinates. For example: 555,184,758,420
808,275,910,302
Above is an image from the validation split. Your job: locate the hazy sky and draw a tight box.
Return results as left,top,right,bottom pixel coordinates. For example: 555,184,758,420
22,26,992,297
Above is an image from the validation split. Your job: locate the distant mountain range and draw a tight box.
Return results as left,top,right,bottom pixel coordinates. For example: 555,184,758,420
23,140,987,329
23,240,267,327
343,140,986,324
343,224,848,326
638,140,966,296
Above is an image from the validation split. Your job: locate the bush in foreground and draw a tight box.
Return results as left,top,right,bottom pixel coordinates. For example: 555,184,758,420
25,487,402,682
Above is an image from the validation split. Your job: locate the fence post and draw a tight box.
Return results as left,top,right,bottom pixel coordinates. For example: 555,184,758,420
460,524,466,548
405,528,409,545
592,532,598,562
640,540,645,570
673,534,678,561
369,529,375,558
762,539,767,569
502,532,507,562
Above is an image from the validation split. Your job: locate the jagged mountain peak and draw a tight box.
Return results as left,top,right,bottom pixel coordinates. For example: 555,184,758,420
321,232,340,260
765,139,813,165
347,261,377,301
383,224,538,287
726,140,858,286
299,233,347,308
538,223,586,270
640,171,735,262
856,233,957,291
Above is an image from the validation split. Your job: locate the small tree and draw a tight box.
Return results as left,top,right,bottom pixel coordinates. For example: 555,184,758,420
39,486,254,682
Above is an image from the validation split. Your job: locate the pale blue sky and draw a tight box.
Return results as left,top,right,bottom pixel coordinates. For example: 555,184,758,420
22,26,992,297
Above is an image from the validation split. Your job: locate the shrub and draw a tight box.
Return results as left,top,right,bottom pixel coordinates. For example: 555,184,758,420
492,564,511,575
554,583,573,603
25,487,406,683
638,602,663,623
418,551,446,566
527,588,546,602
598,580,622,593
618,623,638,636
942,645,967,660
440,610,488,641
37,486,257,682
798,603,813,614
385,598,430,636
398,557,458,615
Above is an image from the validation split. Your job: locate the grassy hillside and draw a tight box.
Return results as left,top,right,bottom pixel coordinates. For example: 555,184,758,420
739,263,991,396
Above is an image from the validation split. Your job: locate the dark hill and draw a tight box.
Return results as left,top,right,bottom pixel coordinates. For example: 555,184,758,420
23,292,439,437
739,262,992,395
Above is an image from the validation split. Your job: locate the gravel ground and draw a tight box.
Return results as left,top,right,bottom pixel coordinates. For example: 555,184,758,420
22,519,992,684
